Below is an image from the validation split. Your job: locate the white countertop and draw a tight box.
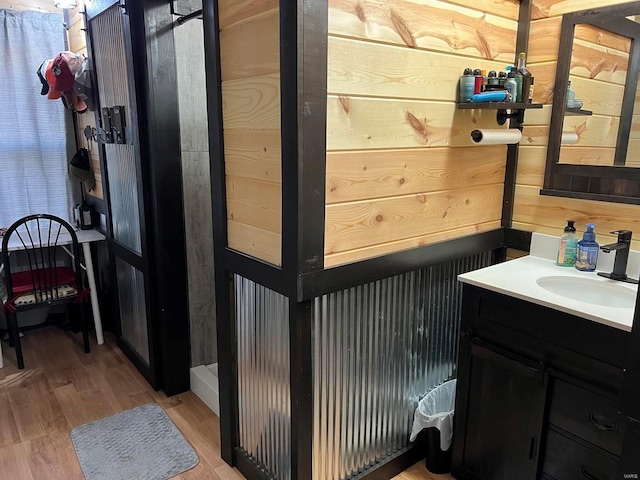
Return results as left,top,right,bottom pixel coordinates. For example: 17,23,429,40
458,233,638,332
1,228,105,252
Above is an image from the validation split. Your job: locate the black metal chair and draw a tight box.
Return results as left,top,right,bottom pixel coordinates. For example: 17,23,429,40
1,214,90,369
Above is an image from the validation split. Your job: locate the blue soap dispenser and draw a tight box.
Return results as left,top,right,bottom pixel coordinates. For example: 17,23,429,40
575,223,599,271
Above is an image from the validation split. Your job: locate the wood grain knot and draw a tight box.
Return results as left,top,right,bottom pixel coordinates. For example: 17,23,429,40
575,121,588,137
475,28,492,60
390,10,416,48
355,3,366,22
339,96,351,114
406,111,428,141
375,214,384,222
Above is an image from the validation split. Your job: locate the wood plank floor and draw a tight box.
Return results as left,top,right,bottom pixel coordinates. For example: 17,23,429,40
0,327,451,480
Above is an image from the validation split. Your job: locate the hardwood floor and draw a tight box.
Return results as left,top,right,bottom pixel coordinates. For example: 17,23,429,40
0,327,450,480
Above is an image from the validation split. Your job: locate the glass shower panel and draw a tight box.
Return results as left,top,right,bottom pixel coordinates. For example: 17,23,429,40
91,5,142,253
116,257,149,364
235,274,291,480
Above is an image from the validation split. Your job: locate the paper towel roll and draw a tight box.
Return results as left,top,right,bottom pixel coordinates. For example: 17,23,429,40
470,129,522,145
561,132,579,145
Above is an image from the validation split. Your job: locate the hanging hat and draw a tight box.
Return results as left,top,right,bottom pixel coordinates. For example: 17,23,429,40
44,60,63,100
36,60,49,95
69,148,96,191
73,58,95,111
61,90,88,114
51,51,83,92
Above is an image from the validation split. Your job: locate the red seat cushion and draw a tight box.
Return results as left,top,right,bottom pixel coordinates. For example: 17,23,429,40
10,267,76,294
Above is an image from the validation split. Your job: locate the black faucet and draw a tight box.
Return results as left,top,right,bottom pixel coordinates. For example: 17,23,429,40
597,230,639,284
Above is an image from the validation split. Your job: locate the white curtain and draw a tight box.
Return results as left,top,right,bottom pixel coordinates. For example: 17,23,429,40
0,10,74,228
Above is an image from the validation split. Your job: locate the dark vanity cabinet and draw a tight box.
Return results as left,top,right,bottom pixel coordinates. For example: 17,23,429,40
452,285,629,480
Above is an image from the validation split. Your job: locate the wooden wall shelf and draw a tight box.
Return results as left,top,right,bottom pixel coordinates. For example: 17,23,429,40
457,102,543,110
565,107,593,116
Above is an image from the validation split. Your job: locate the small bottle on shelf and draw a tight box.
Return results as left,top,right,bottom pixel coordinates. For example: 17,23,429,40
504,71,518,103
517,52,534,103
473,69,483,94
487,70,500,90
459,68,475,102
498,71,507,88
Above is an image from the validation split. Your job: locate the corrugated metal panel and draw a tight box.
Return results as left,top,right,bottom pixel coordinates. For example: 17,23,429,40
312,252,493,480
91,5,142,254
104,142,142,253
235,275,291,480
116,257,149,364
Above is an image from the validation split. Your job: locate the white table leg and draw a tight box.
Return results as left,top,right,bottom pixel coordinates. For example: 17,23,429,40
82,242,104,345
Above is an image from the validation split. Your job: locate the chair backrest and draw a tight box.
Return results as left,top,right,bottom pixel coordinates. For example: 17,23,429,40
1,214,82,303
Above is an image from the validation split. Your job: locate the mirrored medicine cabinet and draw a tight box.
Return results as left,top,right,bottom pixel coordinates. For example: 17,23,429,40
543,1,640,204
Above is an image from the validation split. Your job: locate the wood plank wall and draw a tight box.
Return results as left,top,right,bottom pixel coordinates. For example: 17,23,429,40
516,0,640,250
67,5,104,201
0,0,58,12
323,0,519,267
218,0,282,266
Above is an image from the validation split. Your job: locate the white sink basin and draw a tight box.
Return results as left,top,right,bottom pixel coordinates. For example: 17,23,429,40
536,275,637,308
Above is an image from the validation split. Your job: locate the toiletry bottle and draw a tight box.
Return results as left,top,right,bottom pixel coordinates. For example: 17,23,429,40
517,52,534,103
487,70,500,89
575,223,599,271
473,69,483,95
566,80,576,108
481,69,488,92
498,71,507,87
511,64,523,102
557,220,577,266
459,68,475,102
505,72,518,102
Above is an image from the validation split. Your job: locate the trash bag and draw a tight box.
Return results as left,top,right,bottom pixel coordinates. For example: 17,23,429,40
410,379,457,474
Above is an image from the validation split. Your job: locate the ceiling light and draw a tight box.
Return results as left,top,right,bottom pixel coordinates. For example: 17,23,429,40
54,0,77,8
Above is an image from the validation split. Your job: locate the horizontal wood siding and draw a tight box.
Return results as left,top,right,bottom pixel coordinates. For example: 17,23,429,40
516,0,640,250
218,3,281,265
324,0,516,266
67,7,104,201
0,0,58,12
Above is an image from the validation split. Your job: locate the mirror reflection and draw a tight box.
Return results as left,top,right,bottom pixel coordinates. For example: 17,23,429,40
558,22,635,166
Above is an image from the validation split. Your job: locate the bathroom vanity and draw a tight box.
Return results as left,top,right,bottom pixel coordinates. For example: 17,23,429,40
451,238,637,480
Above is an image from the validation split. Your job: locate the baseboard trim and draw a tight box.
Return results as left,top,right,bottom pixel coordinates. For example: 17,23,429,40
190,363,219,416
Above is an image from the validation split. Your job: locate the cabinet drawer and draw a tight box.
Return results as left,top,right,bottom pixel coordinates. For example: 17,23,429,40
548,378,625,456
543,430,618,480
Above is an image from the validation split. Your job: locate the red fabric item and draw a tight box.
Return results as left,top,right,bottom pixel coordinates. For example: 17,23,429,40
75,288,91,303
51,53,75,92
3,301,16,314
10,267,76,294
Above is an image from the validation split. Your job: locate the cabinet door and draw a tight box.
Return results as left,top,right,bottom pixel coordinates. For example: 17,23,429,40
459,343,547,480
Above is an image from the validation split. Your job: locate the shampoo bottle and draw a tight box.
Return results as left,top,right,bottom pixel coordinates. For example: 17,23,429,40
459,68,475,102
557,220,577,266
575,223,599,271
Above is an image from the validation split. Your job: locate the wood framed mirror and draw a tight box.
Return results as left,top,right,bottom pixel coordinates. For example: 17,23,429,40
542,1,640,205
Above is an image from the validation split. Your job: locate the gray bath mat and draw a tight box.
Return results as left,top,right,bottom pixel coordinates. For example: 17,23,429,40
71,403,199,480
